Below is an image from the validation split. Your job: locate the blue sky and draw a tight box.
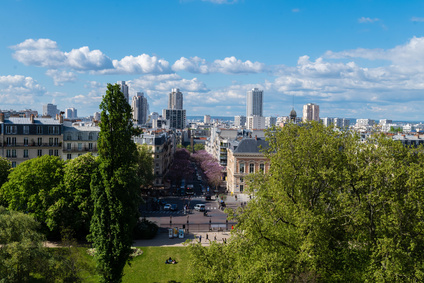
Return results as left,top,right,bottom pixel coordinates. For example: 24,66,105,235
1,0,424,120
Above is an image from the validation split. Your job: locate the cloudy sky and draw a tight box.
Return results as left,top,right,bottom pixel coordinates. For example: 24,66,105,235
1,0,424,120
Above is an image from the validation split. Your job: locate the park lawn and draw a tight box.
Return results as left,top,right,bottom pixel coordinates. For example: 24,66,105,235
123,246,191,283
79,246,191,283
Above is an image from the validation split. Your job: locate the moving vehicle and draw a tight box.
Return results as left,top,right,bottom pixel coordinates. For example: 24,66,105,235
205,195,212,200
194,204,206,211
186,184,195,195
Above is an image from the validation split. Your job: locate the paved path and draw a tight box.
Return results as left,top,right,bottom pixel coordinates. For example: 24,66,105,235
133,231,233,247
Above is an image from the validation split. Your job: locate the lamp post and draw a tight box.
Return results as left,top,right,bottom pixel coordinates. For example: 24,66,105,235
170,215,172,228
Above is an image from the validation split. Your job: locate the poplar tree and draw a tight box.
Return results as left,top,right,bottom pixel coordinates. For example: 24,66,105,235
89,83,139,283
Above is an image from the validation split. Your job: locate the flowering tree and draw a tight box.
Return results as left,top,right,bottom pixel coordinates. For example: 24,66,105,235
192,150,223,189
167,148,194,185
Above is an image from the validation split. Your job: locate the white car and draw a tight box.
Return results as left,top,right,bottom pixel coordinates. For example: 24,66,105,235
194,204,206,211
164,204,172,210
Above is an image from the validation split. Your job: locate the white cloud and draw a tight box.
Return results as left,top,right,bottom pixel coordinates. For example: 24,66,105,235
411,17,424,22
0,75,46,106
172,56,265,74
358,17,380,23
100,54,170,75
292,8,300,13
46,69,77,86
11,38,168,75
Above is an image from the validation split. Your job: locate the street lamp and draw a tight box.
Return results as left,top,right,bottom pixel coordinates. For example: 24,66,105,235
170,215,172,227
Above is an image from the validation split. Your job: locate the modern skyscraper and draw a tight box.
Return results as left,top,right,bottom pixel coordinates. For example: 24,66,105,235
117,81,129,103
246,88,263,117
168,88,183,110
132,92,149,125
43,103,59,117
302,103,320,122
65,107,77,119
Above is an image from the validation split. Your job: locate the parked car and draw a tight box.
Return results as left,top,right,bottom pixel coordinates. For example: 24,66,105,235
194,204,206,211
164,204,172,210
171,204,178,211
205,195,212,200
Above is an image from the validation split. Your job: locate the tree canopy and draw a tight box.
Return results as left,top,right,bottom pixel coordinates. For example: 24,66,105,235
89,83,140,283
188,122,424,282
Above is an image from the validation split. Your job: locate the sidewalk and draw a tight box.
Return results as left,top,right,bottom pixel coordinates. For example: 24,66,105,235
133,231,233,247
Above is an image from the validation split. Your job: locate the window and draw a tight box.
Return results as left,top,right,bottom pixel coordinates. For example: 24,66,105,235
88,133,93,140
67,154,72,160
48,126,59,134
12,150,16,158
239,163,245,173
67,143,71,150
156,163,159,168
240,177,243,183
37,126,43,134
49,149,53,156
54,150,59,156
38,137,42,146
78,134,82,141
260,163,265,172
54,138,59,145
249,163,255,173
49,138,53,146
24,137,28,146
23,149,28,158
23,126,29,134
6,137,11,145
240,185,244,192
156,155,159,159
6,150,10,157
88,143,93,150
37,149,42,156
66,134,72,141
78,143,82,151
156,146,159,151
5,126,17,134
11,162,16,168
12,137,16,145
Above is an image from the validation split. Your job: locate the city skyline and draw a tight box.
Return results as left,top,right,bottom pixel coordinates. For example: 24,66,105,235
1,0,424,120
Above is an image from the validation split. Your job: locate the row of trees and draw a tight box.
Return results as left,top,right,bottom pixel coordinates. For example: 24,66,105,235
188,122,424,282
0,84,154,283
192,150,223,189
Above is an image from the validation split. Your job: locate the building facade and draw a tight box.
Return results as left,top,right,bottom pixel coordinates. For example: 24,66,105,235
234,115,246,127
162,109,186,129
226,137,270,194
117,81,129,103
168,88,183,110
302,103,320,122
62,123,100,160
246,88,263,117
247,115,265,130
132,92,149,125
43,103,59,117
0,114,63,167
65,108,78,119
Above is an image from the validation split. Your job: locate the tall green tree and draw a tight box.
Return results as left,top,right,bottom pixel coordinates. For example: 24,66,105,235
89,83,140,283
189,122,424,282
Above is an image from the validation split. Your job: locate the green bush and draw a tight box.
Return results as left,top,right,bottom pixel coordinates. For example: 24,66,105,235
133,219,158,239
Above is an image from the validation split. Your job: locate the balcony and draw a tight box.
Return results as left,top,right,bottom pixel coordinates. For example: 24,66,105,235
63,145,98,152
1,143,62,147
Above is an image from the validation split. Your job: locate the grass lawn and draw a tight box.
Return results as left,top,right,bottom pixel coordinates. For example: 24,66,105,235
80,246,191,283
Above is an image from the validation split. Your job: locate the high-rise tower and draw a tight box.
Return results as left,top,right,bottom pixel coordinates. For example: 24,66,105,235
302,103,320,122
117,81,129,103
246,88,263,117
132,92,149,125
168,88,183,110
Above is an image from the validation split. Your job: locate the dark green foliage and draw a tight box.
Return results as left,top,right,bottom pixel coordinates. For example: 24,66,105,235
0,156,11,190
135,144,154,189
46,153,98,238
89,83,140,283
133,218,158,240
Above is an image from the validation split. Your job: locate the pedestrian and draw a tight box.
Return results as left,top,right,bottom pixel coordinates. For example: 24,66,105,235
206,234,208,240
199,235,202,243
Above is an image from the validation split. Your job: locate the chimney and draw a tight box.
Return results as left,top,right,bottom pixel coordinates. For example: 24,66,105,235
30,114,34,124
55,114,59,120
0,113,4,123
59,114,63,124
